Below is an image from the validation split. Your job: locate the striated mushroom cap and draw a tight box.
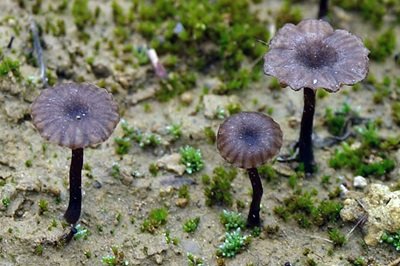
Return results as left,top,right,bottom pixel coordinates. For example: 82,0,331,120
217,112,283,169
264,19,369,92
31,83,120,149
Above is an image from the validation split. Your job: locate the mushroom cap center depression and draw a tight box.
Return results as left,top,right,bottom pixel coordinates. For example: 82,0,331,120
239,127,261,147
295,40,338,69
64,101,89,121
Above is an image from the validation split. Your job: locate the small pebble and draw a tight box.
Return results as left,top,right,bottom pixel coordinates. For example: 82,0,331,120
353,175,368,189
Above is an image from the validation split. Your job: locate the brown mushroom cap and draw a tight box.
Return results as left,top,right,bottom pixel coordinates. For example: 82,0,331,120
264,19,369,92
217,112,283,169
31,83,120,149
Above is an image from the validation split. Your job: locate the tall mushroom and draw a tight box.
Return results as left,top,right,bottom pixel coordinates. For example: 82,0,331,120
217,112,283,227
264,19,369,174
31,83,119,225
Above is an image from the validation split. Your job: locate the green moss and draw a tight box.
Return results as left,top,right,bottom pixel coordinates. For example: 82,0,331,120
275,0,303,28
328,228,347,247
220,210,246,231
183,217,200,233
156,72,197,102
178,185,190,200
203,166,237,207
148,163,159,176
0,57,21,80
273,189,343,228
332,0,385,27
329,123,395,177
166,123,182,140
323,103,352,136
392,101,400,126
204,126,216,144
72,0,93,30
381,230,400,251
25,160,32,168
133,0,269,93
258,164,278,183
187,253,204,266
38,199,49,215
180,146,204,174
365,29,396,61
2,197,10,208
226,102,242,115
141,207,168,234
217,228,250,258
102,246,128,266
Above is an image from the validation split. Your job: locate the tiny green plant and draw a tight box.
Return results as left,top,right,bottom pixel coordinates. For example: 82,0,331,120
328,228,347,247
165,230,180,245
180,146,204,174
203,167,237,206
220,210,246,231
101,245,128,266
2,197,10,208
381,231,400,251
166,123,182,140
183,217,200,233
38,199,49,215
217,228,250,258
141,207,168,234
187,252,204,266
74,224,90,240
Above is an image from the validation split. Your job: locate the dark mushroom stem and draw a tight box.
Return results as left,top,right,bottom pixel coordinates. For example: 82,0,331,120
64,148,84,225
247,167,263,227
318,0,329,20
298,87,316,174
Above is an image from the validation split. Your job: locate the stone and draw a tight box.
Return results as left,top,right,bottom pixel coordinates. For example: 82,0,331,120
91,63,112,78
340,183,400,246
175,198,189,208
156,153,186,175
353,175,368,189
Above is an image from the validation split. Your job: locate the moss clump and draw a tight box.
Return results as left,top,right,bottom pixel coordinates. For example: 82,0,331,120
273,189,343,228
365,29,396,61
217,228,250,258
132,0,269,93
72,0,93,30
328,228,347,247
275,0,303,28
323,103,352,136
114,120,163,155
392,101,400,126
381,230,400,251
0,57,21,80
203,167,237,207
220,210,246,231
180,146,204,174
183,217,200,233
141,208,169,234
203,126,216,144
156,72,197,102
329,123,395,177
332,0,386,27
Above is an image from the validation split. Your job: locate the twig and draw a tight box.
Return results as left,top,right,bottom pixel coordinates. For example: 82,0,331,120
30,18,48,87
346,214,367,240
147,48,167,79
308,235,334,244
7,36,14,49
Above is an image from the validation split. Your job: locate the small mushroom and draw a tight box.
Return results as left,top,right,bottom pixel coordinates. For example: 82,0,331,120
31,83,119,225
216,112,283,227
264,19,369,174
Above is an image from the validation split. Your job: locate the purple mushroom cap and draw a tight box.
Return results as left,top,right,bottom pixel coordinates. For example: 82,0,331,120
217,112,283,169
264,19,369,92
31,83,120,149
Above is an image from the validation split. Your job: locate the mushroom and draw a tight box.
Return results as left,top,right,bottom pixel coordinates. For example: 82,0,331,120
216,112,283,227
31,83,119,225
264,19,369,174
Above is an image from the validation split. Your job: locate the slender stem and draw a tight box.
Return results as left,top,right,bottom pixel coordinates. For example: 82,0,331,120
318,0,329,20
298,87,316,174
64,148,84,225
247,168,263,227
